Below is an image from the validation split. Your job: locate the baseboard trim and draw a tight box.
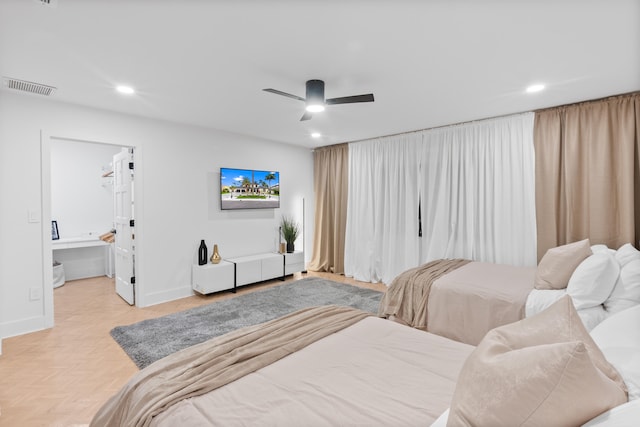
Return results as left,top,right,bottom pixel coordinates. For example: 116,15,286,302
140,285,194,308
1,315,50,340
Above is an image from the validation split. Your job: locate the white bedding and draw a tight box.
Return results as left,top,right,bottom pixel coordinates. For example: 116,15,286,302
526,289,609,331
524,243,640,332
525,288,567,317
433,399,640,427
525,243,624,331
583,400,640,427
576,305,610,331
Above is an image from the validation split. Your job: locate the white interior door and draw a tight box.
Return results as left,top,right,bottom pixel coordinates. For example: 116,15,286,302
113,148,135,305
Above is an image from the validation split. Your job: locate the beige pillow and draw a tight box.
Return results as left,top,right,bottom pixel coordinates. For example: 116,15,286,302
534,239,592,289
447,295,627,427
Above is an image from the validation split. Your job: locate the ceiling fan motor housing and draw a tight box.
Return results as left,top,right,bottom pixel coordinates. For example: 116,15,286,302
306,79,325,104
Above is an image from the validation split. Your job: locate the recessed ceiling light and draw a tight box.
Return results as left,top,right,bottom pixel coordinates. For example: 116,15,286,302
116,85,135,95
526,84,545,93
311,132,321,138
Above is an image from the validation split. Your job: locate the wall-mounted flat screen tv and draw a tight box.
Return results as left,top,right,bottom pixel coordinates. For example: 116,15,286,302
220,168,280,210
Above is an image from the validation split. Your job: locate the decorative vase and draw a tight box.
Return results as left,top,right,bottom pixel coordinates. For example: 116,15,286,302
198,240,208,265
210,244,221,264
279,242,286,254
286,242,295,253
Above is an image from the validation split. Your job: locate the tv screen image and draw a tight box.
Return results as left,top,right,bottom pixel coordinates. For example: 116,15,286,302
220,168,280,210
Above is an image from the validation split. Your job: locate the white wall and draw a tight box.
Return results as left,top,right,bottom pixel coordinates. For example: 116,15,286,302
0,92,314,340
50,140,123,281
51,139,123,239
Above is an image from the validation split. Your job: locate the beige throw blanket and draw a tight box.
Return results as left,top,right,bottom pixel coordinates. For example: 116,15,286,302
378,259,471,329
90,305,372,427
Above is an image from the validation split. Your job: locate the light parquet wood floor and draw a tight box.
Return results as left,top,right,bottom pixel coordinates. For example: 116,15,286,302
0,271,385,427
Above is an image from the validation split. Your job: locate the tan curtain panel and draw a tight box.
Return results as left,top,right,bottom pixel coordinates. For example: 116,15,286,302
534,93,640,260
308,144,349,274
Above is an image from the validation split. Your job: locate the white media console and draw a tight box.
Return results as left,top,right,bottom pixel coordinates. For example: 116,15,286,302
191,251,305,295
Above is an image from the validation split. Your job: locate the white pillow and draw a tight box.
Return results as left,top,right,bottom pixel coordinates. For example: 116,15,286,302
582,399,640,426
577,305,609,332
438,402,640,427
591,304,640,401
525,288,567,318
615,243,640,268
438,384,640,427
591,244,616,255
567,252,620,310
430,408,449,427
606,259,640,314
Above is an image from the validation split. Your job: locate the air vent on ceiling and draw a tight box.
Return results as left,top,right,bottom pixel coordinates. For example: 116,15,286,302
34,0,58,7
3,77,57,96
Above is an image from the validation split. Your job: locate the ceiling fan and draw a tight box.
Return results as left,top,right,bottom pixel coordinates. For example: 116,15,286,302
263,79,374,121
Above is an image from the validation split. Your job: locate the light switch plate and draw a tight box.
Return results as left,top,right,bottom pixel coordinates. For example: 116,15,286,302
29,287,42,301
28,209,41,223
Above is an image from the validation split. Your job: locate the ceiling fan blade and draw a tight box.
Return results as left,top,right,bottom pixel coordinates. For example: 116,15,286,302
263,88,305,102
300,111,313,121
325,94,375,105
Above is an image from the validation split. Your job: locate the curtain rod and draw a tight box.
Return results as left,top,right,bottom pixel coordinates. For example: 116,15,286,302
314,90,640,150
533,90,639,114
315,110,533,149
349,111,533,144
312,110,529,150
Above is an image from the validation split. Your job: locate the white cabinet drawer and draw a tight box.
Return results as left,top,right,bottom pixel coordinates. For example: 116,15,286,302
284,251,305,275
192,261,235,294
262,254,284,280
233,258,262,286
284,251,304,265
285,262,305,275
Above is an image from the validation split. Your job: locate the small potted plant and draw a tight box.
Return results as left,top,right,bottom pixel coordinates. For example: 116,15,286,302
280,215,300,253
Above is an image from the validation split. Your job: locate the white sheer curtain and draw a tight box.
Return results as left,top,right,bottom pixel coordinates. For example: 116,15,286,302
419,112,537,266
344,134,421,284
345,113,536,286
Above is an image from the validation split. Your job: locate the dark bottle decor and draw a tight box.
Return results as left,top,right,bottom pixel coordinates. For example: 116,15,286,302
198,240,208,265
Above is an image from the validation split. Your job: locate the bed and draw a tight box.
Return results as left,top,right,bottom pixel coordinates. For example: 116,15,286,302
91,299,639,427
378,240,640,345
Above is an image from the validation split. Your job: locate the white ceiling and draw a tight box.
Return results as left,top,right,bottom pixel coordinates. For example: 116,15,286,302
1,0,639,148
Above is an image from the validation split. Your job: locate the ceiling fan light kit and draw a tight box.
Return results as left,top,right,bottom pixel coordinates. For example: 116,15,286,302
306,104,325,113
263,79,374,121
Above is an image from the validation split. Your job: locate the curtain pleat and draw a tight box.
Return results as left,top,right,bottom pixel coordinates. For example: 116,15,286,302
420,113,537,266
343,113,536,284
344,135,421,284
344,143,378,281
534,94,640,259
307,144,349,274
635,96,640,247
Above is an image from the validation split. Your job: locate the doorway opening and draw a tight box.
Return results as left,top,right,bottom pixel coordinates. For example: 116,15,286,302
41,134,140,329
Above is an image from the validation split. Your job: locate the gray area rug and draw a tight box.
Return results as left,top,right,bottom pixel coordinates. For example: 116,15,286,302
110,277,382,369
